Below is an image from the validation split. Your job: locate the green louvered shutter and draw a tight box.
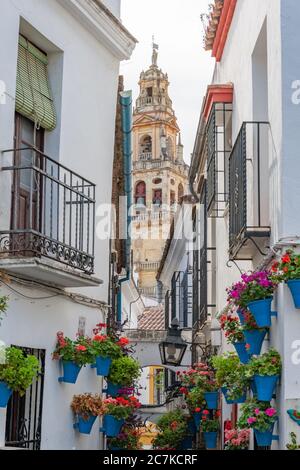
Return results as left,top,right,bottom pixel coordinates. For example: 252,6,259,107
15,35,56,131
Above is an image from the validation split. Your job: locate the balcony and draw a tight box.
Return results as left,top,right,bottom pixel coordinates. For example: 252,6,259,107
139,152,152,161
0,147,101,288
229,122,271,260
135,261,160,272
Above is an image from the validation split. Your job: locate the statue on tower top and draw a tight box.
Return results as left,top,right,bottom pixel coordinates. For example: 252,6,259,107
152,36,159,67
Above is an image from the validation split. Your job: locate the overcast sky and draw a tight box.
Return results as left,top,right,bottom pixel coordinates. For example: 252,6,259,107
120,0,215,163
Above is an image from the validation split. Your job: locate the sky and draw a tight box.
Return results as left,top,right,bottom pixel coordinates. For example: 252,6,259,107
120,0,215,163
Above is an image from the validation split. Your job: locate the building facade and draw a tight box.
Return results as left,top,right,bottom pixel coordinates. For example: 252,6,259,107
189,0,300,450
132,47,189,300
0,0,136,450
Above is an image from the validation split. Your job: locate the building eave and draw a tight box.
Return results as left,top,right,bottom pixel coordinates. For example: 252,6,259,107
57,0,137,60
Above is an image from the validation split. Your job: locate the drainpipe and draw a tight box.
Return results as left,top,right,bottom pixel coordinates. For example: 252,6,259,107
117,90,133,323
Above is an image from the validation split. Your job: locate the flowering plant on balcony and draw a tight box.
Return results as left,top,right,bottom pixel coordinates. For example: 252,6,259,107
227,271,278,308
201,410,220,432
52,331,94,366
0,346,40,395
108,356,141,387
108,425,142,450
103,396,141,420
219,313,244,344
272,250,300,280
238,399,278,432
224,428,250,451
71,393,103,421
245,349,282,377
153,409,188,450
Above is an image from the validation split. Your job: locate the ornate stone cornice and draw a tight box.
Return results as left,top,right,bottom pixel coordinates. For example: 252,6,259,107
57,0,137,60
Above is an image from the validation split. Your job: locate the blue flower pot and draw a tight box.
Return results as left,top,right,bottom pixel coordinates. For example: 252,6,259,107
204,431,218,449
233,342,249,364
0,381,12,408
204,391,219,410
106,382,122,397
250,380,257,396
247,298,273,328
254,375,279,402
287,280,300,309
59,361,81,384
180,437,193,449
75,415,97,434
243,329,267,356
221,387,247,405
96,356,112,377
193,412,202,429
187,419,197,434
109,447,122,450
237,310,246,325
254,425,275,447
103,415,124,437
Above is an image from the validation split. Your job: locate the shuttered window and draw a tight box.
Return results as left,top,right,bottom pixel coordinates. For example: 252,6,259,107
15,35,56,131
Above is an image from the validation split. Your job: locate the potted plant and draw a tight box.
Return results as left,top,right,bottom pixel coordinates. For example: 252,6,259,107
245,349,281,401
179,363,219,410
203,377,219,410
71,393,102,434
242,311,268,357
228,272,278,328
0,346,39,408
53,332,94,384
108,425,142,450
185,386,205,429
238,399,278,447
224,428,250,451
201,410,220,449
219,313,249,364
102,396,141,437
212,354,249,404
91,324,123,376
274,251,300,308
106,356,141,396
153,409,188,450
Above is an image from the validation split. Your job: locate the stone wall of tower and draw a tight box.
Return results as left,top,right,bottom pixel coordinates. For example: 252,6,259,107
132,48,189,299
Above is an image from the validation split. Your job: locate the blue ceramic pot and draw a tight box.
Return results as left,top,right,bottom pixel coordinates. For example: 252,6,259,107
75,415,97,434
221,387,247,405
247,298,273,328
96,356,112,377
233,342,249,364
59,361,81,384
193,412,202,429
106,382,122,397
287,280,300,309
254,375,279,402
204,431,217,449
237,310,246,326
103,415,125,437
254,424,275,447
0,381,12,408
204,391,219,410
243,329,267,356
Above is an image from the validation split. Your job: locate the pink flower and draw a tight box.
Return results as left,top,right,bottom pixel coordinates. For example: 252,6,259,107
265,408,276,417
247,417,257,425
254,408,260,416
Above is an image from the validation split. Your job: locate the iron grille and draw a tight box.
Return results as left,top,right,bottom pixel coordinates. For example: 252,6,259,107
229,122,271,257
5,346,45,450
199,182,208,327
0,147,95,273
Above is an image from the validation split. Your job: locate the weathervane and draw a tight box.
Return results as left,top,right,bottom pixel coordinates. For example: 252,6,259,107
152,35,159,67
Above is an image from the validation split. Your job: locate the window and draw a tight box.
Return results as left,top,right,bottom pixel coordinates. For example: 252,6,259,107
153,177,162,185
178,183,184,202
167,137,174,159
170,190,176,206
139,135,152,159
5,346,45,450
146,87,153,97
135,181,146,207
152,189,162,207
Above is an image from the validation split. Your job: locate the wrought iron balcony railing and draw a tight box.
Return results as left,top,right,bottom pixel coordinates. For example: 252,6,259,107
229,122,271,259
0,147,95,274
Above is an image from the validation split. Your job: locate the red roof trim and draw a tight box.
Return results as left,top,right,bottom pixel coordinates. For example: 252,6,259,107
203,84,233,121
212,0,237,62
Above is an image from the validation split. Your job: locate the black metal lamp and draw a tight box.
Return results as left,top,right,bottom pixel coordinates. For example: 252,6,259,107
159,318,187,366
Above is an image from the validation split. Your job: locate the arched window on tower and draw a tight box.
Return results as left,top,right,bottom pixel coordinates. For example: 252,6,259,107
135,181,146,209
167,137,174,160
178,183,184,202
139,135,152,161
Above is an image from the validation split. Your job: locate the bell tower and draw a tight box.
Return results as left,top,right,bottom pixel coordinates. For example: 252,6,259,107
132,43,188,300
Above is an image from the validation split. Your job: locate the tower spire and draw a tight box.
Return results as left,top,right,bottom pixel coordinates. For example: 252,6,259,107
152,35,159,67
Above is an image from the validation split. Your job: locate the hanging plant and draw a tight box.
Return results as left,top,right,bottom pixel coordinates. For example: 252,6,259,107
153,409,188,450
108,356,141,387
71,393,103,421
224,428,250,451
52,331,94,367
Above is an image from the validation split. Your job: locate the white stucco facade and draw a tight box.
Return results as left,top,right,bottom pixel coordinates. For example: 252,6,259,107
190,0,300,450
0,0,135,450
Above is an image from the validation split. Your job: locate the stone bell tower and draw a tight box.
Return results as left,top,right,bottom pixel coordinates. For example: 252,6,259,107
132,43,189,300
